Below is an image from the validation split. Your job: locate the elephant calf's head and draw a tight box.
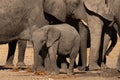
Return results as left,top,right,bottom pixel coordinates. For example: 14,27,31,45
32,26,61,49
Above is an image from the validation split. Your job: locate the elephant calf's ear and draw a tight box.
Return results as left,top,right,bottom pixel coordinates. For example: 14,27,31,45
46,27,61,47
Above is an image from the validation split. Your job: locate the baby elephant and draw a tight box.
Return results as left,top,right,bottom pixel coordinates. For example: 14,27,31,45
32,24,80,75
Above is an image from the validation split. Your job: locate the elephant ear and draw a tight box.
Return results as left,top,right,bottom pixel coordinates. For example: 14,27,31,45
84,0,114,21
44,0,66,22
46,27,61,47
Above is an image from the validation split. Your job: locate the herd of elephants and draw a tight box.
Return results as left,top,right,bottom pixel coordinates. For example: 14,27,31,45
0,0,120,75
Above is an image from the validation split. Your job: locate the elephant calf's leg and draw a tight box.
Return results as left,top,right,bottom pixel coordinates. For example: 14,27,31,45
67,37,79,75
32,41,45,74
48,42,59,74
44,54,51,74
67,51,78,75
57,55,69,73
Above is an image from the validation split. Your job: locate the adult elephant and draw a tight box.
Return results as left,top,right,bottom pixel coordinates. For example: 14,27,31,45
82,0,120,70
44,0,88,70
0,0,48,72
5,40,27,67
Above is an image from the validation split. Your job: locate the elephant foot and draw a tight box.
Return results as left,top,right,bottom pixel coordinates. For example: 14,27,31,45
67,69,74,75
89,63,100,71
33,66,47,75
51,68,59,75
78,66,89,71
16,62,26,67
78,66,86,71
45,70,51,75
36,66,48,75
4,62,14,68
60,68,67,73
60,63,68,73
101,63,109,70
12,67,19,72
45,68,52,75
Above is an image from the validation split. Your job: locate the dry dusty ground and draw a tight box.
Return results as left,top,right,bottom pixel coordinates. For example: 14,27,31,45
0,41,120,80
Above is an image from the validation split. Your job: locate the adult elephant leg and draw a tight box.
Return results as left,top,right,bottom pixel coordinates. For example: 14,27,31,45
44,54,51,74
101,28,111,69
16,40,27,67
88,15,103,70
5,40,17,66
78,22,88,71
102,27,118,69
48,42,59,74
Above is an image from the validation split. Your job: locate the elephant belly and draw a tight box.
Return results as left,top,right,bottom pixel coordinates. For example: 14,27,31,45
58,40,73,55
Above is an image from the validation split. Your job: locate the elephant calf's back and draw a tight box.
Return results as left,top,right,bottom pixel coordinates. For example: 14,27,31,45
54,24,80,55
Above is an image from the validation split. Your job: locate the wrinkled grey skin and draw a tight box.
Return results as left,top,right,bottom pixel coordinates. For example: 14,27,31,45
32,24,80,75
44,0,88,70
44,14,84,71
83,0,120,70
43,0,120,71
65,17,89,70
0,0,48,71
5,40,27,67
101,24,118,68
65,16,117,70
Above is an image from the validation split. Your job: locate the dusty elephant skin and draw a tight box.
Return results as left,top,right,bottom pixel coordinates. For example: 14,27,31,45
0,0,47,41
5,40,27,67
0,0,119,77
82,0,120,70
0,0,48,71
32,24,80,75
44,0,88,70
2,0,89,72
100,24,118,68
43,0,118,71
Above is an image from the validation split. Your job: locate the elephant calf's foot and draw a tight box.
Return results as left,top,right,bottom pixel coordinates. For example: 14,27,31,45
34,66,47,75
51,68,59,75
60,63,68,73
89,64,100,71
67,69,74,75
